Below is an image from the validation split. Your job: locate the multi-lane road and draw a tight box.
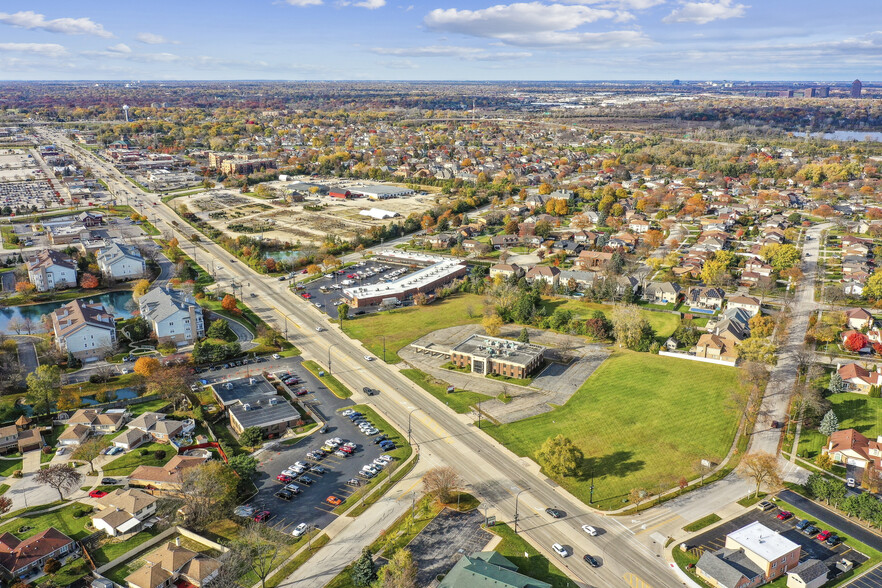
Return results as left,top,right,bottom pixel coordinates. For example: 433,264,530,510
39,127,761,588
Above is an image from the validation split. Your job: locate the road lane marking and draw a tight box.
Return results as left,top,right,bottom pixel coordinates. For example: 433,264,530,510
624,572,652,588
634,515,681,535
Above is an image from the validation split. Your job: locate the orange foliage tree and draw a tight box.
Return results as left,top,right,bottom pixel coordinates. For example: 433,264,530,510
221,294,239,313
133,356,161,377
81,273,99,289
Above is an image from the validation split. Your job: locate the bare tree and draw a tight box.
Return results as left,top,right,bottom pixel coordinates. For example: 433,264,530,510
742,452,782,498
36,464,83,501
628,487,648,509
422,466,463,504
71,438,105,475
231,522,292,588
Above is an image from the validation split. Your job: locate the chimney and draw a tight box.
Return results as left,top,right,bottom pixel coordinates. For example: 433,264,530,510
175,537,181,547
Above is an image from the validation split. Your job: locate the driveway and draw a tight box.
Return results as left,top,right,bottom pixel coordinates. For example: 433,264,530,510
15,339,38,372
205,310,256,350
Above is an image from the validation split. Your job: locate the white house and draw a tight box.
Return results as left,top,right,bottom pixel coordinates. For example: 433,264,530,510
91,488,158,537
51,299,117,362
97,241,146,280
26,249,77,292
138,287,205,345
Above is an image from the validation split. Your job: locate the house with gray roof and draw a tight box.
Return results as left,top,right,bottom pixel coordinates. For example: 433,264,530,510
97,241,146,280
51,299,117,362
138,287,205,345
439,551,551,588
785,559,828,588
643,281,681,304
697,547,764,588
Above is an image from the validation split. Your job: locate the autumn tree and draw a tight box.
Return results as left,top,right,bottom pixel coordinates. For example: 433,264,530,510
36,464,83,501
81,273,99,289
748,314,775,338
742,452,782,497
736,337,778,364
378,548,418,588
610,304,655,351
146,365,195,411
14,281,35,298
56,388,81,412
306,264,322,276
221,294,239,313
179,461,240,531
231,523,292,588
132,279,151,298
844,332,869,352
482,313,503,337
133,356,161,378
71,438,105,474
628,487,648,509
644,229,664,248
536,434,583,477
422,466,463,504
538,183,552,195
26,365,61,418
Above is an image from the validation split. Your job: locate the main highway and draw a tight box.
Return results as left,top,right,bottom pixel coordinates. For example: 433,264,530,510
42,128,682,588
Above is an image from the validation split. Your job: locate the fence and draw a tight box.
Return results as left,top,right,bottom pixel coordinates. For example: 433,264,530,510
93,525,229,576
658,351,737,367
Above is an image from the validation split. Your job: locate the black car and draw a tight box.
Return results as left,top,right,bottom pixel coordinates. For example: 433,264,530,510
297,475,314,485
101,478,116,485
545,508,564,518
275,490,294,501
309,465,327,474
825,534,841,546
583,554,600,568
380,442,396,450
362,387,379,396
373,434,388,444
802,525,819,536
795,519,811,531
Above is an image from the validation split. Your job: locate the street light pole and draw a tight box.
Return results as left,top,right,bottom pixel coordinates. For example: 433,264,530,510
380,335,386,363
407,407,421,446
328,343,338,375
514,488,528,534
589,469,595,505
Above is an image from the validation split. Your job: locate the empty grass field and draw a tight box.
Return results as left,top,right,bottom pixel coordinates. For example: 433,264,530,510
483,351,740,510
401,368,494,414
343,293,485,363
797,393,882,458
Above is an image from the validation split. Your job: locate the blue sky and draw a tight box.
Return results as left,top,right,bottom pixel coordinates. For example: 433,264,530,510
0,1,878,80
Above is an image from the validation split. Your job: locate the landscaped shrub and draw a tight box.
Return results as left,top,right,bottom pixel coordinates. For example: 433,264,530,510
139,448,149,456
154,450,166,460
43,558,60,574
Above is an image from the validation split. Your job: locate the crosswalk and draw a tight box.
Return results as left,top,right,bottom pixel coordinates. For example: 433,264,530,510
620,508,684,537
623,572,652,588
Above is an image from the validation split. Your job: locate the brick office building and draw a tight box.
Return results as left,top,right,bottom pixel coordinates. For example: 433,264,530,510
449,335,545,380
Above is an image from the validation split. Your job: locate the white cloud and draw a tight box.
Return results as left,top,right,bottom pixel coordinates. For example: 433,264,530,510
0,11,113,37
136,32,178,45
370,45,532,60
425,3,617,37
284,0,324,5
0,42,67,57
562,0,665,8
502,29,650,47
354,0,386,7
107,43,132,54
663,0,747,24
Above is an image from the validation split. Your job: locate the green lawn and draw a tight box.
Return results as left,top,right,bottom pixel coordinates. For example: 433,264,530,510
401,368,494,414
343,293,485,363
0,503,92,540
103,442,175,476
683,513,721,532
0,458,22,477
36,557,91,586
797,393,882,459
489,523,575,588
302,360,352,399
483,352,741,509
128,399,172,415
542,299,681,340
90,527,163,565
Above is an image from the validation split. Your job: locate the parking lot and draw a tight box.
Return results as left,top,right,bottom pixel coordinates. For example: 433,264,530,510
241,357,399,533
291,259,417,320
0,179,60,210
407,508,492,586
688,503,868,583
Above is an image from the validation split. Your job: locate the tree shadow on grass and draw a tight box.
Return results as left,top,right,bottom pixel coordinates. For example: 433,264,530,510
575,451,645,482
837,398,872,432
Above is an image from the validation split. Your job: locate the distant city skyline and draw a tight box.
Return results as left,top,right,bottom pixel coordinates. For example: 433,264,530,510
0,1,878,81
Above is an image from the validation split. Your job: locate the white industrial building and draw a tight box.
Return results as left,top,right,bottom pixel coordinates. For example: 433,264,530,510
349,184,414,200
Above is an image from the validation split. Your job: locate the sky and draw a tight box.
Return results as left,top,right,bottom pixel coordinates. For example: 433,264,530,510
0,1,878,81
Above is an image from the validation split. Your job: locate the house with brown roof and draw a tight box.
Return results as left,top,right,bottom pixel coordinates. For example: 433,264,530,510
836,362,882,394
129,455,208,492
726,295,762,317
822,429,882,470
113,427,151,452
57,424,91,447
16,429,43,453
127,412,184,443
525,266,560,287
845,308,875,331
575,250,613,271
66,409,125,434
26,250,77,292
0,528,77,580
0,426,19,454
125,539,221,588
92,488,158,537
695,334,738,362
489,263,523,280
490,234,519,250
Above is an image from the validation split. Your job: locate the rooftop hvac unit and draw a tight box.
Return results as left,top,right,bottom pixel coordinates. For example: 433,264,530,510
243,403,251,411
224,383,233,390
249,378,256,385
269,398,279,405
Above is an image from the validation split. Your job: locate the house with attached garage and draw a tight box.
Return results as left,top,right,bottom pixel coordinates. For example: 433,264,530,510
91,488,158,537
65,408,125,434
138,286,205,346
0,528,77,581
96,241,147,280
489,263,524,280
845,307,875,330
686,286,726,310
525,266,560,287
836,362,882,394
642,281,681,305
124,539,221,588
51,299,117,362
726,295,762,317
127,412,185,442
822,428,882,470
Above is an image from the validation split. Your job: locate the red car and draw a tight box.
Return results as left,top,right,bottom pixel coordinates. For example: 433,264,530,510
777,511,792,521
347,274,355,278
301,269,308,274
253,510,271,523
339,446,354,454
302,293,312,299
816,530,832,542
295,388,309,396
89,490,108,498
277,474,294,483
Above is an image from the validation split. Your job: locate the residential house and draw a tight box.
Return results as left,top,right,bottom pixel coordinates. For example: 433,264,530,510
51,299,117,362
727,296,762,317
696,521,800,588
66,409,125,434
439,551,551,588
58,424,91,446
609,232,638,250
785,559,828,588
695,334,738,362
76,211,104,227
822,428,882,469
575,251,613,271
462,240,489,254
97,241,147,280
129,455,208,492
844,279,866,297
836,363,882,394
16,426,43,453
138,287,205,346
744,259,774,277
845,308,875,330
427,233,455,249
710,308,752,343
127,412,184,442
642,282,681,305
489,263,524,280
124,539,221,588
0,528,77,580
550,240,582,256
559,270,595,290
629,218,651,233
525,266,560,287
0,426,18,454
26,249,77,292
615,275,639,297
571,230,599,245
91,488,158,537
490,234,519,250
113,427,151,451
686,287,726,310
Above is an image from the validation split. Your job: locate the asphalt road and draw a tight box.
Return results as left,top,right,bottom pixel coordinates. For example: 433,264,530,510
779,489,882,552
44,128,683,588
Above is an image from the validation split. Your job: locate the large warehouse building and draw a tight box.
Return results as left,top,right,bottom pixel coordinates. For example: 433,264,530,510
342,257,467,308
349,184,415,199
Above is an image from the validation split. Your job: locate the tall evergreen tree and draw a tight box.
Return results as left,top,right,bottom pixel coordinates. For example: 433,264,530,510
819,409,839,436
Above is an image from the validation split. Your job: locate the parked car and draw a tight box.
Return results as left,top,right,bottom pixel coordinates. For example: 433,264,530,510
334,450,348,458
284,484,302,494
756,501,774,511
101,478,116,485
253,510,271,523
847,477,856,488
777,511,792,521
802,525,819,536
326,496,342,506
89,490,108,498
275,490,294,501
583,554,601,567
292,523,309,537
545,508,564,519
817,530,832,542
825,534,841,546
276,474,294,483
373,434,388,444
346,478,362,487
795,519,811,531
551,543,569,557
309,465,327,474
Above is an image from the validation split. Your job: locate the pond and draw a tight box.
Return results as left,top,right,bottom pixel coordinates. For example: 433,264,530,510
0,290,135,334
81,387,138,405
793,130,882,142
265,250,307,262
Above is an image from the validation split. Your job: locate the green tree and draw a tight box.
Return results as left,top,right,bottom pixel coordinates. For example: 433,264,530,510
179,461,240,531
207,318,235,341
828,373,845,394
337,303,350,329
610,305,655,351
351,548,378,587
536,434,583,477
517,327,530,343
534,220,552,239
378,548,418,588
239,427,264,448
228,454,259,479
26,365,61,418
71,438,105,474
819,409,839,436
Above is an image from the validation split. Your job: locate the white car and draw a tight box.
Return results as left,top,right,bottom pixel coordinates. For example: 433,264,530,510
293,461,308,468
377,455,393,463
341,409,354,416
281,469,298,477
272,354,281,359
373,458,387,467
292,523,309,537
552,543,569,557
582,525,598,536
846,477,856,488
364,355,374,361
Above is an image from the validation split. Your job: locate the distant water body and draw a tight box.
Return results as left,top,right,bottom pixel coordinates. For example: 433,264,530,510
0,290,135,333
794,130,882,142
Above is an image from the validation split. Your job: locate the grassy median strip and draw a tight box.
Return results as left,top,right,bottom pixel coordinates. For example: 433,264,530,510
682,513,721,533
265,534,330,588
303,360,352,399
